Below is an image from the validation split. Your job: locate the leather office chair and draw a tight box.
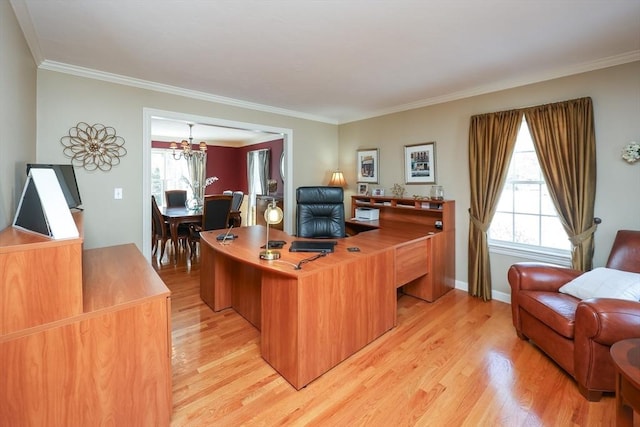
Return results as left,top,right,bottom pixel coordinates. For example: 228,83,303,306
189,194,233,257
151,195,188,261
296,186,345,238
165,189,187,208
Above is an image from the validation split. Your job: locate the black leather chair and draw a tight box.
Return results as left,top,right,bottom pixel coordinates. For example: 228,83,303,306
189,194,233,257
296,186,345,238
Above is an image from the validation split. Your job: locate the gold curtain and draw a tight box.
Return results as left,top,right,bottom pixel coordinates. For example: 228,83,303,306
468,110,522,300
524,97,597,270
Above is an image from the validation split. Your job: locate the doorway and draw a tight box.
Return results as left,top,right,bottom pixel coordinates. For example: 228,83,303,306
142,108,293,261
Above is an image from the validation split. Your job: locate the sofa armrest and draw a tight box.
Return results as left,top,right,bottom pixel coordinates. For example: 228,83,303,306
507,262,582,335
573,298,640,395
575,298,640,345
508,262,583,292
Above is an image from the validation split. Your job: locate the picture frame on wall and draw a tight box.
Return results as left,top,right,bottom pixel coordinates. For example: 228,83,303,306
356,148,379,183
404,142,436,184
358,183,369,195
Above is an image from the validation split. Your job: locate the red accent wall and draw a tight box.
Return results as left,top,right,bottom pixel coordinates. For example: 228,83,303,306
152,139,284,195
206,145,242,194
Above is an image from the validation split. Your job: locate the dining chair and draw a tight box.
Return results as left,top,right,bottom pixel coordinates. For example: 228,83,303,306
165,189,188,208
189,194,233,257
229,191,244,227
231,191,244,211
152,195,189,262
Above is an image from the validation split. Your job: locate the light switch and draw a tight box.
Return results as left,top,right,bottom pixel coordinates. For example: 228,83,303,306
114,188,123,199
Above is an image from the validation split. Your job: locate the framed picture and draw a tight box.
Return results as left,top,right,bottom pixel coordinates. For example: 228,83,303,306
404,142,436,184
356,148,379,183
358,183,369,195
372,188,384,196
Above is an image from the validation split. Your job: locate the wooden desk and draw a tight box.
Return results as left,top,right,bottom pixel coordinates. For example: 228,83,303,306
200,223,452,389
161,206,202,261
611,338,640,427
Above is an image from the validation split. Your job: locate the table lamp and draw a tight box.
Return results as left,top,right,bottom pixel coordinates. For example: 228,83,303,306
259,199,284,260
328,170,347,187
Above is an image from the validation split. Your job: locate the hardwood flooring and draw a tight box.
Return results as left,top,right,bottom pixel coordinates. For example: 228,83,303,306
153,250,628,427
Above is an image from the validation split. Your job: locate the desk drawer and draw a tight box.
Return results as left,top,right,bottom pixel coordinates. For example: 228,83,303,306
395,239,428,287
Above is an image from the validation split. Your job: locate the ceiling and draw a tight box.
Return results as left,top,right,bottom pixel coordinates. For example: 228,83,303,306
149,117,283,146
10,0,640,130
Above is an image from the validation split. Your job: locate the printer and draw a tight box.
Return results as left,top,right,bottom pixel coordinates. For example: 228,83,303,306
355,207,380,221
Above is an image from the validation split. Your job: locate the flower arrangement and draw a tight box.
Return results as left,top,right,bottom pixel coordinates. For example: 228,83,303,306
622,141,640,164
180,175,219,210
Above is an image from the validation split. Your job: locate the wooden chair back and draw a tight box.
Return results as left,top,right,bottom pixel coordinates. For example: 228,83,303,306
165,190,187,208
151,195,167,239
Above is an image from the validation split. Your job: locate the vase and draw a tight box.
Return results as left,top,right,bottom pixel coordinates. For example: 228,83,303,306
430,185,444,200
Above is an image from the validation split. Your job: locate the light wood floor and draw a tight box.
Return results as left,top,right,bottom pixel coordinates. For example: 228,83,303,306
153,249,626,427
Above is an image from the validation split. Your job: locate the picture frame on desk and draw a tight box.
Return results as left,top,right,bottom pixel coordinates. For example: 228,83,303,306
404,142,436,184
356,148,379,183
358,183,369,195
372,188,384,196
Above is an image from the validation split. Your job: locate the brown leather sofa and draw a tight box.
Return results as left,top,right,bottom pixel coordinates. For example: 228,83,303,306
508,230,640,401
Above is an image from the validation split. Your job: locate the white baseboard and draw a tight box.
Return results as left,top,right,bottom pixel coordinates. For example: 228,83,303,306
454,280,511,304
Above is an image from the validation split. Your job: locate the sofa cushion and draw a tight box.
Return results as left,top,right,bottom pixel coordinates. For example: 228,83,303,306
518,291,579,339
559,267,640,301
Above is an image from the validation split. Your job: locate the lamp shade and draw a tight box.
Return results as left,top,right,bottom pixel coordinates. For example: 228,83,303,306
329,170,347,187
264,203,283,225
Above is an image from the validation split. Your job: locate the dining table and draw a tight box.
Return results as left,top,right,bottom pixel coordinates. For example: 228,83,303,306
160,205,202,262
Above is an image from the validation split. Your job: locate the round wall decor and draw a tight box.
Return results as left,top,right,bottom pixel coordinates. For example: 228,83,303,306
61,122,127,171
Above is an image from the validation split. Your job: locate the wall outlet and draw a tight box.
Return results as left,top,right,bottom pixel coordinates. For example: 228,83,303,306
114,188,123,200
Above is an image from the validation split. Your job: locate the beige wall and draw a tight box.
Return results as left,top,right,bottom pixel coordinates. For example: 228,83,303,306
0,1,36,228
36,70,338,250
339,61,640,298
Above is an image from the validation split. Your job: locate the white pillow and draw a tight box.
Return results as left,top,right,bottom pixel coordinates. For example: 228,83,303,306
559,267,640,301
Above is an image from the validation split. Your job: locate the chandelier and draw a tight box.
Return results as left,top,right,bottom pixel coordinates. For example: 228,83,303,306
170,124,207,160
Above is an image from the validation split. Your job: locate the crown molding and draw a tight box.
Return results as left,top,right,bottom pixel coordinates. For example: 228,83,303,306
10,0,44,65
31,51,640,127
38,60,340,125
342,50,640,124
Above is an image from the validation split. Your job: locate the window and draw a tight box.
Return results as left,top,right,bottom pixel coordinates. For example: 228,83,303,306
151,148,191,207
489,118,570,262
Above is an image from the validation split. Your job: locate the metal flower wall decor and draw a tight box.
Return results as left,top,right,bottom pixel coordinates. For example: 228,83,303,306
60,122,127,171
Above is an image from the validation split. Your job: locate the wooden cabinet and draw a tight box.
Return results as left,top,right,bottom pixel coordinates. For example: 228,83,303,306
0,214,172,426
348,195,455,302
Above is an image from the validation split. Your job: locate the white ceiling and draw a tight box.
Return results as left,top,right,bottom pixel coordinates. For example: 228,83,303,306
10,0,640,129
150,117,283,146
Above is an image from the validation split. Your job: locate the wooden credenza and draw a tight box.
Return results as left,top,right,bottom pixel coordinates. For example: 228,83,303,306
0,213,172,426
